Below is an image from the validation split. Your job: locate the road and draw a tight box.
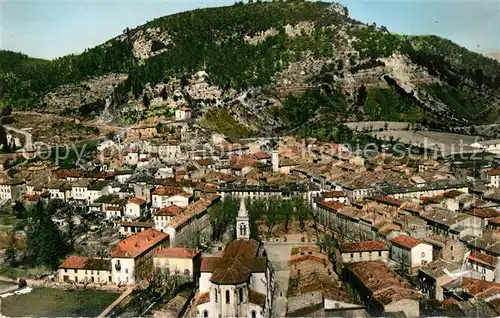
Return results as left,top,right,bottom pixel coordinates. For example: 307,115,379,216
263,241,299,317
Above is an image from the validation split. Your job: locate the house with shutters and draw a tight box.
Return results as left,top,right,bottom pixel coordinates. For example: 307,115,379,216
390,234,433,272
124,197,148,219
110,229,169,285
57,255,111,284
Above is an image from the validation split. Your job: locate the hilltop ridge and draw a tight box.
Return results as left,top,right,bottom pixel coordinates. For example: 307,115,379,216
1,0,500,138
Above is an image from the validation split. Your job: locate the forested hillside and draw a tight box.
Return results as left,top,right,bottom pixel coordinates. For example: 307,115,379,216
2,0,500,137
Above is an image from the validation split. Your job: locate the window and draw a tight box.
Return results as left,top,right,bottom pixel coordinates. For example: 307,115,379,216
378,251,382,257
421,252,425,258
226,290,230,304
215,288,218,303
203,310,209,318
125,268,128,274
350,253,354,258
109,276,112,283
482,268,486,274
335,303,340,308
450,246,454,251
64,269,68,273
482,276,486,280
251,310,256,318
74,269,77,273
239,288,243,303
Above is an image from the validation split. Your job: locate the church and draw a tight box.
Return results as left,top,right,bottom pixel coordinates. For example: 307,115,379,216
193,199,274,318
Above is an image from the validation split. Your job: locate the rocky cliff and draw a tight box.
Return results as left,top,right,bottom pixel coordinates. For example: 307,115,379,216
1,0,499,138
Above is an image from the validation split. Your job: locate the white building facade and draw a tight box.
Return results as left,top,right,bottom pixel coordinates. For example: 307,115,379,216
390,234,433,271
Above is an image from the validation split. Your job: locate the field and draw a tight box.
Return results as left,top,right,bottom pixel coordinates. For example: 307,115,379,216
370,130,480,155
1,287,119,317
199,108,253,140
345,121,415,131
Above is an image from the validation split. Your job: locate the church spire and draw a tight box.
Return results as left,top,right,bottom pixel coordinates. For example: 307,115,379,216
238,197,247,218
236,198,250,240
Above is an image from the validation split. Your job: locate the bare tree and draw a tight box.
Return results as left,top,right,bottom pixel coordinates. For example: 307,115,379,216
396,252,409,277
173,221,207,249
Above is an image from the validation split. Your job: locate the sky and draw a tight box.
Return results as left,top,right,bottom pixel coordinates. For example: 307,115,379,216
0,0,498,60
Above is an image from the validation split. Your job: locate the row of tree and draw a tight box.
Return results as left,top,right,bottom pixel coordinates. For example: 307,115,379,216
208,196,314,242
247,197,312,236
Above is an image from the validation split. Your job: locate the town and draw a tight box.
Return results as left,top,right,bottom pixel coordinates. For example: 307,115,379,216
1,104,500,317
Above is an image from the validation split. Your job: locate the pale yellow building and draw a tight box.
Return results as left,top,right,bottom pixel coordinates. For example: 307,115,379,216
153,247,201,283
57,255,112,284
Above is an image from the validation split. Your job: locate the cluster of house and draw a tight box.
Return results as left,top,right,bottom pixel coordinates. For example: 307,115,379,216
58,198,274,318
9,128,500,317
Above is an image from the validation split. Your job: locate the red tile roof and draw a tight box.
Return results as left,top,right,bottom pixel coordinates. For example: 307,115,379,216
440,297,457,307
196,158,214,166
119,221,153,228
24,194,39,202
346,261,421,305
489,216,500,225
59,255,87,269
129,197,146,205
290,254,329,266
443,277,500,298
57,169,82,179
443,190,464,198
154,205,183,217
421,195,445,204
200,257,220,272
229,155,260,170
467,208,500,219
195,292,209,306
58,255,111,271
169,195,219,229
155,248,199,259
317,200,347,211
152,186,183,196
205,239,262,285
322,191,346,198
487,169,500,176
373,196,404,207
253,152,271,160
110,229,169,258
468,250,497,268
390,234,424,250
339,240,388,253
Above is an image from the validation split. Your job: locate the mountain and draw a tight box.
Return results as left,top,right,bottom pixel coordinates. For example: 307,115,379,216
485,52,500,61
2,0,500,140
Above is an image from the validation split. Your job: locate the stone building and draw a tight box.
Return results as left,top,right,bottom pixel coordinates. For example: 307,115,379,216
343,261,421,317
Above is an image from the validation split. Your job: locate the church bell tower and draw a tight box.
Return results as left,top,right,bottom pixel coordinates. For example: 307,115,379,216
236,198,250,240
